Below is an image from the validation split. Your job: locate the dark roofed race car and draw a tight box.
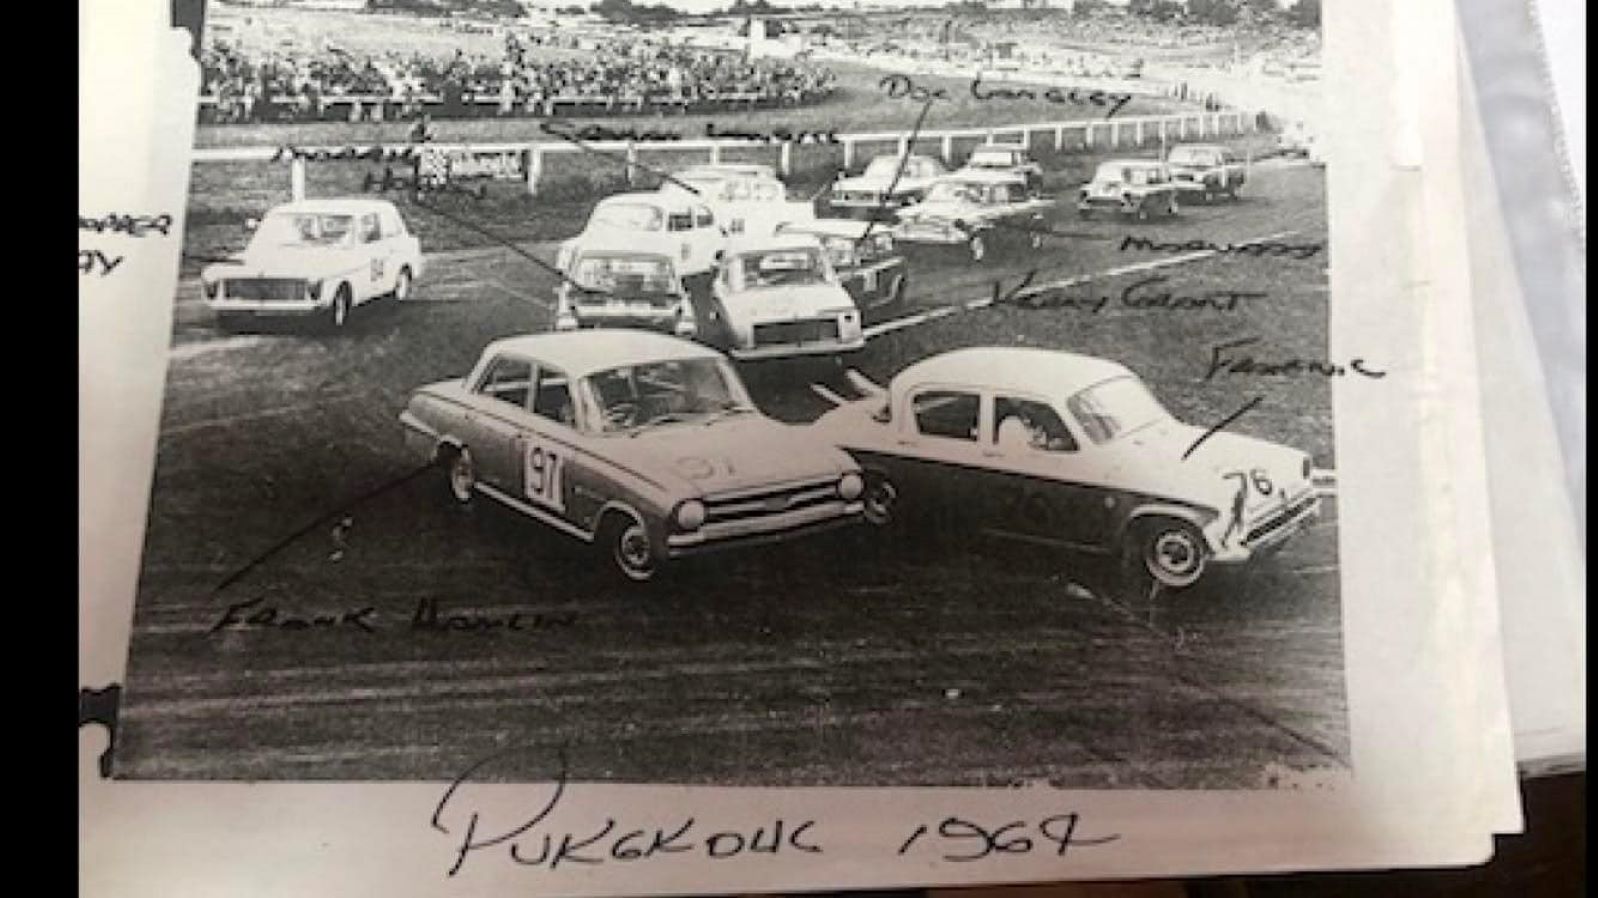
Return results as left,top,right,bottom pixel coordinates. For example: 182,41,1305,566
775,218,908,311
707,233,866,360
828,154,950,219
958,143,1045,190
891,171,1052,264
811,347,1322,594
400,330,866,583
552,233,698,339
1164,143,1246,202
1077,159,1180,221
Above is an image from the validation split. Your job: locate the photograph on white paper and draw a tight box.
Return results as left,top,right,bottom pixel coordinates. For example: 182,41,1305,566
116,0,1351,788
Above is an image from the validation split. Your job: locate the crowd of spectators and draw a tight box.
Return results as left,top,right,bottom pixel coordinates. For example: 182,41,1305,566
200,31,837,123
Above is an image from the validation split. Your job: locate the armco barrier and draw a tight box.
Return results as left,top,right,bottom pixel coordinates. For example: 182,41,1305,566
189,108,1257,201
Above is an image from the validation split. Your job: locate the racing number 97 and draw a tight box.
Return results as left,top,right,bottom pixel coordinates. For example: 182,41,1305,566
524,441,565,512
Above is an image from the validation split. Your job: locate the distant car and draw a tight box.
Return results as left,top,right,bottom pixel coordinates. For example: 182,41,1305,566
957,144,1044,190
892,171,1051,263
200,198,423,330
1276,121,1323,164
812,347,1322,592
1076,159,1180,220
828,154,950,218
1164,143,1246,202
565,192,725,280
707,233,866,361
775,218,908,310
662,165,815,238
552,233,698,338
400,330,866,582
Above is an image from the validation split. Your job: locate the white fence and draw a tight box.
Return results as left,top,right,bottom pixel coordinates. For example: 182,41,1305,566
190,108,1259,200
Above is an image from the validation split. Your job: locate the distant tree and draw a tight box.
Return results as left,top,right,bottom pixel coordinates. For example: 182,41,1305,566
1287,0,1321,27
1187,0,1239,26
560,4,586,12
1128,0,1183,22
1071,0,1107,16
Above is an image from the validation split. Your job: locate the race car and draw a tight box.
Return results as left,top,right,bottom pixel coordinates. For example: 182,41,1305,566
828,153,950,218
891,171,1051,263
956,143,1045,190
660,164,815,237
774,218,908,311
400,330,866,583
1076,159,1181,220
552,232,698,338
811,347,1322,592
706,233,866,361
561,192,725,280
200,198,423,330
1164,143,1247,202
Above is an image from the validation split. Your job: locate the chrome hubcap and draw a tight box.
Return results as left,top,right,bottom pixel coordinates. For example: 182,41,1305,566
863,480,897,526
615,523,653,579
449,453,473,502
1147,530,1203,586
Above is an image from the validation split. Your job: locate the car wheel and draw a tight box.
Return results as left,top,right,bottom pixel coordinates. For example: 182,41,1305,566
1168,194,1180,217
968,234,987,263
327,284,353,330
1127,517,1208,591
1134,203,1150,222
1077,208,1092,220
392,266,413,301
1028,226,1045,249
599,511,656,583
861,472,898,527
443,446,476,507
216,312,250,333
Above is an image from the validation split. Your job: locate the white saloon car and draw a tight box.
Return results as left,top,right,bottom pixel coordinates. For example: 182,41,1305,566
201,198,423,330
400,330,866,582
813,347,1322,592
708,234,866,361
662,165,815,238
564,192,725,280
552,232,698,338
829,154,950,216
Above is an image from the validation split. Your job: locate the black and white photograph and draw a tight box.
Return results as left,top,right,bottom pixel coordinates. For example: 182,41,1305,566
113,0,1348,790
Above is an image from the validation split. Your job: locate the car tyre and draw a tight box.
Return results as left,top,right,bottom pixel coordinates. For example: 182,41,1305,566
1124,517,1209,595
327,284,353,330
886,272,908,308
599,511,657,584
861,471,898,527
443,446,477,508
1168,194,1181,217
968,234,988,263
391,266,413,301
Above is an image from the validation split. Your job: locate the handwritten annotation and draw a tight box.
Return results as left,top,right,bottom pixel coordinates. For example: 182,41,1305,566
208,596,577,635
879,74,1134,118
997,274,1265,314
1118,235,1323,260
431,745,1121,877
1205,337,1387,381
79,212,175,278
538,122,840,145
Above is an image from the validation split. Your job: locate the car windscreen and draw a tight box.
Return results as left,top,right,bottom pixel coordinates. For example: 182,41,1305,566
923,181,984,204
736,247,828,288
1065,376,1169,444
590,203,664,232
572,255,676,295
583,358,749,434
862,157,903,178
253,212,356,249
968,150,1015,167
1166,148,1215,166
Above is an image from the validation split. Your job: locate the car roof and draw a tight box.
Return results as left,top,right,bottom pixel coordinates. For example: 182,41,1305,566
865,153,941,165
893,347,1133,398
480,330,723,378
1169,143,1228,154
969,144,1027,154
1098,158,1167,168
567,232,679,260
269,198,398,216
722,232,825,255
935,169,1031,186
594,191,681,209
777,218,876,240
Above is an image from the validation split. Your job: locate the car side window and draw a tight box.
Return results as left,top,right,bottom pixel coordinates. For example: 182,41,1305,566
385,211,407,237
695,206,715,228
360,213,381,243
478,356,533,410
667,210,694,232
993,396,1077,453
912,390,980,441
531,366,576,428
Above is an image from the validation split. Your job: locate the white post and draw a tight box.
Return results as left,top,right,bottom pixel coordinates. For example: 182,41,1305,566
941,133,954,162
1054,125,1065,150
625,143,639,185
1083,123,1093,149
779,141,792,177
710,142,723,165
527,146,544,196
985,130,996,145
1110,121,1120,147
290,157,306,201
1135,120,1144,145
843,137,855,170
897,135,910,157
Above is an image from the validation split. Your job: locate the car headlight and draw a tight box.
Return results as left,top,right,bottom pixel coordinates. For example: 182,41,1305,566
307,279,324,301
838,472,864,501
555,313,578,331
675,500,706,531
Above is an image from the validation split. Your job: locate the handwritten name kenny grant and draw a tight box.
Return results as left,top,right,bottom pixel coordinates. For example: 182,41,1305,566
430,746,1121,878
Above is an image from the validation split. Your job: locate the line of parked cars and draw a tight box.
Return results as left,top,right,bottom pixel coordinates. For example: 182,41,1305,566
198,138,1322,594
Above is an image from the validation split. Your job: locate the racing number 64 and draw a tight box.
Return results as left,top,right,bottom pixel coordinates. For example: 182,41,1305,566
523,439,565,512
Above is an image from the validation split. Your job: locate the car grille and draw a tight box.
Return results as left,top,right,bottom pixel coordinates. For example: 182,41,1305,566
1243,491,1318,546
703,478,840,525
753,318,840,347
225,278,306,301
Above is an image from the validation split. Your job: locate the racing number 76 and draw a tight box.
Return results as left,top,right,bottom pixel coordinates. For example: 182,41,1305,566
524,440,565,512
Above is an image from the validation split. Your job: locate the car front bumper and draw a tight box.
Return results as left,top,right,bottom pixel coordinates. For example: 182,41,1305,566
728,334,867,361
559,305,694,335
665,499,864,557
207,297,333,316
1209,491,1322,564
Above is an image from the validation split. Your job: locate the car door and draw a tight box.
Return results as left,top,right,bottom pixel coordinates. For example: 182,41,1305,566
891,386,992,525
666,204,703,276
982,393,1110,550
357,211,389,304
517,363,583,529
468,354,537,496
